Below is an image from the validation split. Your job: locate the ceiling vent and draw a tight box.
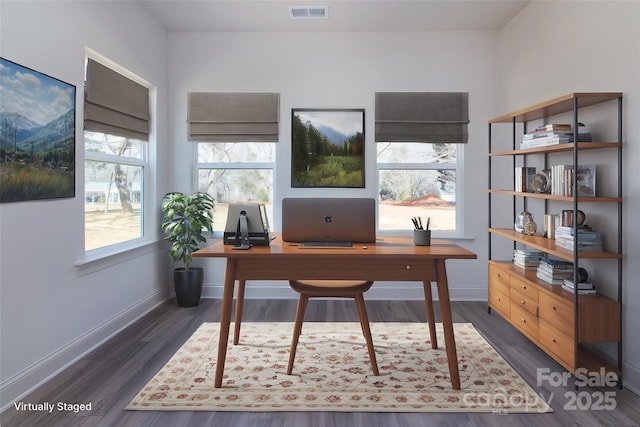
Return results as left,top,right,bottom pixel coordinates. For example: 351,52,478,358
289,6,328,19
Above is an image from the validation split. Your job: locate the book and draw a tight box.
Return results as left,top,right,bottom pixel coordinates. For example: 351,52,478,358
521,133,592,148
562,279,597,294
536,258,573,284
562,279,596,293
515,166,536,192
536,124,572,132
555,225,603,252
550,164,597,196
513,249,544,269
538,257,573,269
544,214,560,239
562,285,597,295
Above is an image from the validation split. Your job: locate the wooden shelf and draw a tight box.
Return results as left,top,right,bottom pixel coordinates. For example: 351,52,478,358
489,92,622,124
488,189,622,203
489,142,622,157
489,228,623,261
488,92,623,380
577,345,622,377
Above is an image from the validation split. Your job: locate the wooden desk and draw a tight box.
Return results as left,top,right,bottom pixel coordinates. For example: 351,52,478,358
193,234,477,389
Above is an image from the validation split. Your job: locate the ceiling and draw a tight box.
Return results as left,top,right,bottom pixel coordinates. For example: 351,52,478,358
137,0,530,33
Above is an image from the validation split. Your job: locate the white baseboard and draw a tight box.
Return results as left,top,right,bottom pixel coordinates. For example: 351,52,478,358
0,289,169,412
623,361,640,396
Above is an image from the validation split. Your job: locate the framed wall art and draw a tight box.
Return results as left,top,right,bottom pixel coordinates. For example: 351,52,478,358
0,57,76,202
291,108,365,188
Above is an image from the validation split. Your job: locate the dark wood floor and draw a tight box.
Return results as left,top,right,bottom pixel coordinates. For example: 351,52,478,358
2,298,639,427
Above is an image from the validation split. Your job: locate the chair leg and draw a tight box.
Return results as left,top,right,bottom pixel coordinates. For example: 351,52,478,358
233,280,246,345
287,294,309,375
354,294,380,376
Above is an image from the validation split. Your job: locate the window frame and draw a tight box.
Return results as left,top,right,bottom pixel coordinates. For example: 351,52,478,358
194,142,276,237
82,51,152,257
376,143,464,237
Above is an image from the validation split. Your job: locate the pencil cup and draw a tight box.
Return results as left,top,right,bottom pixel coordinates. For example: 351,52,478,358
413,229,431,246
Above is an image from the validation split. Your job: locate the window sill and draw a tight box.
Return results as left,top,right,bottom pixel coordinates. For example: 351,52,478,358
75,239,166,277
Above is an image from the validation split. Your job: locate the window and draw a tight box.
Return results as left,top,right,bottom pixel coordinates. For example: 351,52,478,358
196,142,275,232
377,142,459,233
83,56,150,251
188,92,280,231
374,92,468,234
84,132,146,250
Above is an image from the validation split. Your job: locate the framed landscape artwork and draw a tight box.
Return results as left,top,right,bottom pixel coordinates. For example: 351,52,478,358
291,108,365,188
0,57,76,202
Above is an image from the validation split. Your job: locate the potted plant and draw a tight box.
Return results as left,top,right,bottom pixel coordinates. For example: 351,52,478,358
161,192,214,307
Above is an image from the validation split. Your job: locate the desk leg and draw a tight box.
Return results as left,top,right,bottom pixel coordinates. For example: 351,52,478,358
233,280,246,345
214,258,237,388
435,259,460,390
422,280,438,349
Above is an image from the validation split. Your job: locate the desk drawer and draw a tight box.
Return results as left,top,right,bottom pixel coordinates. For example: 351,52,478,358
235,258,437,281
510,276,539,302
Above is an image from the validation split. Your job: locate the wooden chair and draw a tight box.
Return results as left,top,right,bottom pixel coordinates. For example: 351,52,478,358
286,279,380,376
233,279,438,354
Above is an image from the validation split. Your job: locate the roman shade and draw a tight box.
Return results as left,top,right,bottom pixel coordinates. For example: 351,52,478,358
375,92,469,143
84,59,150,140
187,92,280,142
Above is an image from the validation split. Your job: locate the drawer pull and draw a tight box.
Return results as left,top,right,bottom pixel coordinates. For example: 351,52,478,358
522,318,527,323
552,306,557,311
552,338,556,343
521,284,527,290
520,300,525,305
406,265,411,270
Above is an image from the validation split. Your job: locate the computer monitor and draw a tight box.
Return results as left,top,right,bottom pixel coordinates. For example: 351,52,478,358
282,198,376,244
223,203,271,246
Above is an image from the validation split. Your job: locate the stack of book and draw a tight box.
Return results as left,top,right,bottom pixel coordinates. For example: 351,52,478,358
536,258,574,285
520,124,593,149
513,249,545,270
562,279,597,295
555,226,603,252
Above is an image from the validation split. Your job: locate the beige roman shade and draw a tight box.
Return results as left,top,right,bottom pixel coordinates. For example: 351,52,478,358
375,92,469,143
187,92,280,142
84,59,150,140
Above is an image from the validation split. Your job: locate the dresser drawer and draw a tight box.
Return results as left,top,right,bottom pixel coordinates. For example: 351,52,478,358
489,287,510,318
539,319,575,369
510,288,538,317
539,292,574,336
489,264,511,295
511,303,538,340
510,276,539,302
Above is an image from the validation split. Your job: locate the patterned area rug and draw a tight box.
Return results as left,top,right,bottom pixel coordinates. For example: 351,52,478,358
127,322,552,413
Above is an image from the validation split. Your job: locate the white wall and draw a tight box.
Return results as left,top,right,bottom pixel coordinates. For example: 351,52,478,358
498,0,640,394
167,30,498,301
2,0,637,412
0,1,170,409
